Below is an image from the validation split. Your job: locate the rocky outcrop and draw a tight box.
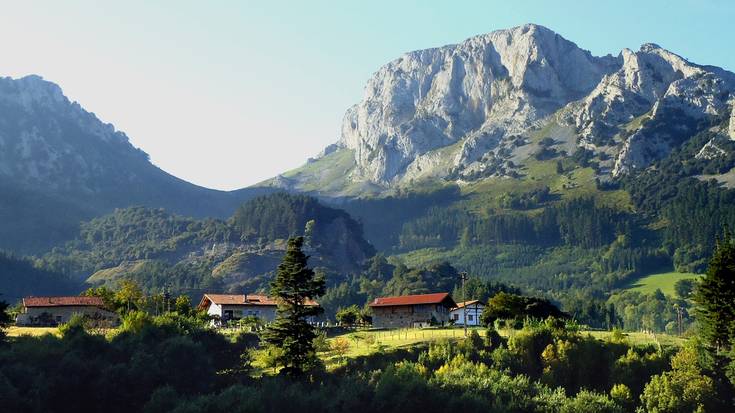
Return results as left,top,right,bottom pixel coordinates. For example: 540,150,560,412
311,24,735,188
730,104,735,140
0,75,143,189
695,138,727,160
573,45,703,144
337,24,618,184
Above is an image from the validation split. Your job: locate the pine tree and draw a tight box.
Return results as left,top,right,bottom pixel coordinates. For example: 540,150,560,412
262,237,325,375
694,230,735,351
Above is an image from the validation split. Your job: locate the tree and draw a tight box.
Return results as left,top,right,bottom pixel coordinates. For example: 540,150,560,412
115,280,144,313
640,345,716,413
174,295,193,316
262,237,325,375
674,279,696,300
254,345,284,374
481,292,566,326
693,231,735,351
331,337,350,362
336,305,361,326
556,160,564,174
304,219,316,247
82,286,117,310
0,300,11,343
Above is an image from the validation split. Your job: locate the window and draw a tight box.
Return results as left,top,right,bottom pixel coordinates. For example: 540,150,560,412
468,315,474,321
56,316,62,322
453,314,459,321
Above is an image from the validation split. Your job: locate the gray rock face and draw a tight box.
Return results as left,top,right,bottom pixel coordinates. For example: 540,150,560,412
320,24,735,187
607,51,734,175
730,104,735,140
696,138,727,160
338,24,618,183
573,45,702,144
0,74,144,191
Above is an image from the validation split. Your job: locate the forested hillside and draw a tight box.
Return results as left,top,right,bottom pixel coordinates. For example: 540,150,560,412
0,252,80,302
9,194,375,301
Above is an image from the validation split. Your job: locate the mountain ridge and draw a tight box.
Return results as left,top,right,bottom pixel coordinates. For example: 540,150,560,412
265,24,735,196
0,74,273,253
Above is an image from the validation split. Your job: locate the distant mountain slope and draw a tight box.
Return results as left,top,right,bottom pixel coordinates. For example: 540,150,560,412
0,252,80,303
266,24,735,195
0,75,270,254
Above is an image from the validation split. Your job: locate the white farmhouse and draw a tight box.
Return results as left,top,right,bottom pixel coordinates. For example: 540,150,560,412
450,300,485,326
197,293,319,325
16,296,119,327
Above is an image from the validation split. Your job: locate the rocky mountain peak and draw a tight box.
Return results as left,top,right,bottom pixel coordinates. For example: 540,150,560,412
0,75,66,111
271,25,735,197
0,75,146,191
337,24,619,184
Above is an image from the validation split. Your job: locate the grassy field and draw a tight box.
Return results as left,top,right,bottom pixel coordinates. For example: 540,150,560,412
7,326,60,337
586,330,686,347
312,326,685,370
624,271,702,297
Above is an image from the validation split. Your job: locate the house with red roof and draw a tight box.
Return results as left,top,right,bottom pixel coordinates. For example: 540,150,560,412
16,296,119,327
197,293,320,325
368,292,456,328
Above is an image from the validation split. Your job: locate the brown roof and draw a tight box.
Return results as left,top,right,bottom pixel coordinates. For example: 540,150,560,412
369,292,456,308
23,296,106,308
198,293,319,310
452,300,483,310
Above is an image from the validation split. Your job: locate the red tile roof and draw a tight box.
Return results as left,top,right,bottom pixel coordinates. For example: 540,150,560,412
369,292,455,307
23,296,106,308
198,293,319,309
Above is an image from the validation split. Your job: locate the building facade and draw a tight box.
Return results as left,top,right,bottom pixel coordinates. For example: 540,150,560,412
16,296,119,327
450,300,485,326
369,292,456,329
198,293,319,325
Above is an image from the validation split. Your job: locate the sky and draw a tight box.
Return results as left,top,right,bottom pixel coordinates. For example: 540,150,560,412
1,0,733,190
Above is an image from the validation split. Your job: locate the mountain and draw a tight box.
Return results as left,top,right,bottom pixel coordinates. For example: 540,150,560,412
4,24,735,304
0,75,270,254
269,24,735,195
252,24,735,301
33,194,374,296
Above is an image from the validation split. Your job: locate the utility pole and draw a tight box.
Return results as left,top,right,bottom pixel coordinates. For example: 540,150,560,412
459,271,468,337
673,304,684,336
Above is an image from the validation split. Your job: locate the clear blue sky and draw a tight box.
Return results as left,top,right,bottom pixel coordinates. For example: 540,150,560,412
1,0,733,190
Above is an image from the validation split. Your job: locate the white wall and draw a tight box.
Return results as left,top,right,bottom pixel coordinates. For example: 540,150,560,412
450,304,484,326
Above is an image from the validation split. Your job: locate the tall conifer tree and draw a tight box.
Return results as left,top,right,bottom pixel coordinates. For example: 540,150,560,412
263,237,325,375
694,230,735,351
